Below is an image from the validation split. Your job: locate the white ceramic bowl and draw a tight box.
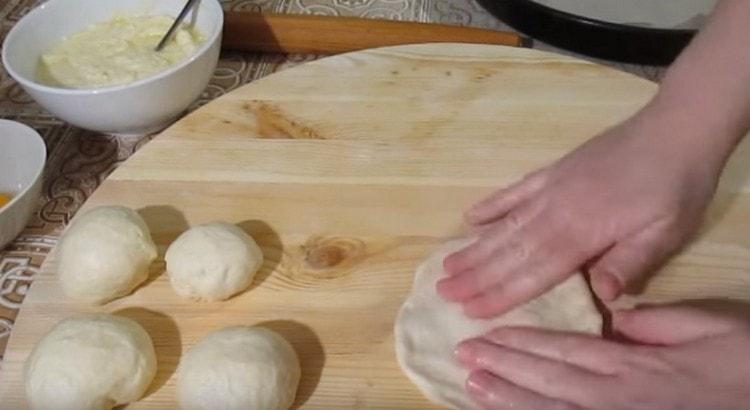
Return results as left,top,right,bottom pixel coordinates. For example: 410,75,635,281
0,120,46,250
2,0,223,135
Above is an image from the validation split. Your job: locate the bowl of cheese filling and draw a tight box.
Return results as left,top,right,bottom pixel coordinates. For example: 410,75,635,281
2,0,223,135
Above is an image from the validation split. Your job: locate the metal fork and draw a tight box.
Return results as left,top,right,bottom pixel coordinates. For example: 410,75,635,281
155,0,201,52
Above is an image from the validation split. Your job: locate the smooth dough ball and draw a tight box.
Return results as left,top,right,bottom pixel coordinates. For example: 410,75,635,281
57,205,157,304
177,326,300,410
24,314,157,410
165,222,263,301
395,239,602,409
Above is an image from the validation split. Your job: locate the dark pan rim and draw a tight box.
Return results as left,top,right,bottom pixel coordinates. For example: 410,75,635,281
512,0,697,35
478,0,699,65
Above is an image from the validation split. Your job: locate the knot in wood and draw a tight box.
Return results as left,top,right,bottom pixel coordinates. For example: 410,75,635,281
302,236,364,272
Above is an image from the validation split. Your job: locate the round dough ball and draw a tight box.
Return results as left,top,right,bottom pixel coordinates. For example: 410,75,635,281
24,314,157,410
177,326,300,410
165,222,263,301
395,239,602,409
57,205,157,304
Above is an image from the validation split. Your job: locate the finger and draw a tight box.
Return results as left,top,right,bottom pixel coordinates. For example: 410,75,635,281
465,171,546,226
457,339,608,408
442,204,595,315
459,208,596,316
460,269,564,318
613,305,741,345
439,210,581,307
588,221,680,301
437,232,541,303
443,208,536,276
459,242,582,318
482,327,626,375
588,270,621,303
466,370,583,410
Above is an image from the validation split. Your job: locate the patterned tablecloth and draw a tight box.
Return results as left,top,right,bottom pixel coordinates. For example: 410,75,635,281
0,0,667,366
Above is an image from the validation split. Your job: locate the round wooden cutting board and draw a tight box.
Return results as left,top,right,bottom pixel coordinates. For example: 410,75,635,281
3,44,750,408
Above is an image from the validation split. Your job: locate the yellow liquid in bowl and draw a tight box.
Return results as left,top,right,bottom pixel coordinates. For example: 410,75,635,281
0,192,12,209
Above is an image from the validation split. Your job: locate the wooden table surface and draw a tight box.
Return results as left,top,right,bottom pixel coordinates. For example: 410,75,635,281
2,43,749,408
0,0,669,369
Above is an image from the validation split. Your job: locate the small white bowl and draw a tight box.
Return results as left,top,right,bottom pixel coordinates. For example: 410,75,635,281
2,0,223,136
0,120,46,250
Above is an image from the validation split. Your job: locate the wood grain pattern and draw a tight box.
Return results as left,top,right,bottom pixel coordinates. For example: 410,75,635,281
2,44,750,408
222,12,524,54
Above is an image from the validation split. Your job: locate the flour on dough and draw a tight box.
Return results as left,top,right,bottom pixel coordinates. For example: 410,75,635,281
165,222,263,302
57,205,157,304
394,239,602,409
177,326,300,410
24,314,157,410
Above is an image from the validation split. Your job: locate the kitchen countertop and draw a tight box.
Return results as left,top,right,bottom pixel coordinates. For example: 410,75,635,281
0,0,667,368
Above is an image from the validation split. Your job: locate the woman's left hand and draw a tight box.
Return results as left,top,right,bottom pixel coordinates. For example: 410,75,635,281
455,304,750,410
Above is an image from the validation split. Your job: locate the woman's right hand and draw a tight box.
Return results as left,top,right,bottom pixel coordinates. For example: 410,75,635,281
438,104,726,318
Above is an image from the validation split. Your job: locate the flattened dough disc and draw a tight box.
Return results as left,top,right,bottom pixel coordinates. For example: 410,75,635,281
394,239,603,409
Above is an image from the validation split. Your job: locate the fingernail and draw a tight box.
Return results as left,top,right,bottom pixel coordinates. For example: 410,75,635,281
436,278,465,302
592,272,622,302
454,341,475,365
466,371,493,396
435,278,452,298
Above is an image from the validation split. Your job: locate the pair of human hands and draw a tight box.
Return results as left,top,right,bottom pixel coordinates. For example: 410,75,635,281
436,110,750,409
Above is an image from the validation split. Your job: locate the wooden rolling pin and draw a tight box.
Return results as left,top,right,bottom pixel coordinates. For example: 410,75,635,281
222,12,525,54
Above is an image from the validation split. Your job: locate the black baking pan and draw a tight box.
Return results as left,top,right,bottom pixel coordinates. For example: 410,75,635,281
477,0,699,65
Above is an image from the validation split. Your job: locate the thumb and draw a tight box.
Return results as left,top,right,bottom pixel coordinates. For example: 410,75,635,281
465,170,546,226
589,223,679,301
613,305,740,345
